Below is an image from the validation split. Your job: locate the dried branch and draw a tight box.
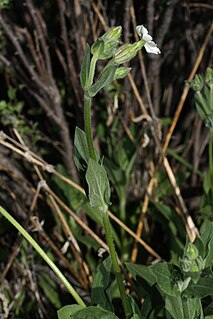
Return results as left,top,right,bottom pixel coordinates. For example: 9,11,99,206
0,7,79,181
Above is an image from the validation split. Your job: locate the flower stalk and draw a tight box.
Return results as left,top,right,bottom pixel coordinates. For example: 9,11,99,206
102,209,132,318
0,205,86,308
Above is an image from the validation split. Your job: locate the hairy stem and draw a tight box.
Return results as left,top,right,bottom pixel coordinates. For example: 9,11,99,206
0,205,86,308
84,55,98,160
102,210,132,318
84,94,96,160
209,129,213,195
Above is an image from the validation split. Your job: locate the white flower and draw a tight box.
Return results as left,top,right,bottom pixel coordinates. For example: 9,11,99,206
136,25,161,55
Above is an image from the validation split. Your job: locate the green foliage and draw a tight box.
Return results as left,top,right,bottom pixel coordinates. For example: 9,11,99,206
188,67,213,129
91,256,115,312
38,272,62,309
88,61,117,97
89,26,122,66
126,222,213,318
74,127,91,173
0,86,41,144
86,158,111,212
187,68,213,222
0,0,11,9
57,305,84,319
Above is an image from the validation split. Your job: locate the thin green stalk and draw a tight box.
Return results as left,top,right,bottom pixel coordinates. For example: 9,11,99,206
84,94,96,160
119,197,127,257
209,129,213,195
84,55,98,161
0,205,86,308
102,210,132,319
120,196,126,223
197,91,209,116
87,55,98,87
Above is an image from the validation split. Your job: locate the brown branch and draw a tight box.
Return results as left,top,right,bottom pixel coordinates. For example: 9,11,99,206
0,14,48,96
147,0,155,36
123,0,132,43
25,0,53,80
57,0,83,115
0,8,79,180
148,0,180,113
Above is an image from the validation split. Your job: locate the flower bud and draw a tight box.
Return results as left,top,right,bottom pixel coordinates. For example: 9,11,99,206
113,67,131,80
190,257,203,272
205,67,213,86
185,243,199,261
187,74,204,92
102,26,122,42
114,41,144,64
180,258,192,272
91,38,105,58
97,26,122,60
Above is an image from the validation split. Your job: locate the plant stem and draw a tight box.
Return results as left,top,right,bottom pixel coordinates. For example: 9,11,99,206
88,55,98,87
84,55,98,161
84,94,96,160
209,129,213,195
120,196,126,223
197,91,209,116
102,209,132,318
0,205,86,308
120,197,127,257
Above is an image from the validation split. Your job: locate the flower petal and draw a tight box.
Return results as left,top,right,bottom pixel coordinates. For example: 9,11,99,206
136,25,143,37
144,41,161,54
142,34,152,41
141,25,148,36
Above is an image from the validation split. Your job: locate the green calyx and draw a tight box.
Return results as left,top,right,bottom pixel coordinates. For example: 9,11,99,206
114,40,144,64
91,26,122,60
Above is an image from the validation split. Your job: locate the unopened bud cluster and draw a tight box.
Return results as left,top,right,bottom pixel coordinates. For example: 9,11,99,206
187,67,213,129
81,25,161,97
180,243,204,273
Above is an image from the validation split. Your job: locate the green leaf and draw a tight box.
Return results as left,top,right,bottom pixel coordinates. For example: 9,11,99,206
150,263,181,297
201,222,213,247
74,306,119,319
91,256,115,312
125,262,156,286
7,87,17,100
184,277,213,298
91,38,105,58
88,62,117,97
140,295,156,319
104,157,126,200
204,300,213,317
165,296,203,319
165,295,184,319
204,171,212,194
128,295,141,318
39,273,62,309
205,237,213,268
86,159,111,212
74,127,90,172
200,222,213,267
80,44,91,90
57,305,83,319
